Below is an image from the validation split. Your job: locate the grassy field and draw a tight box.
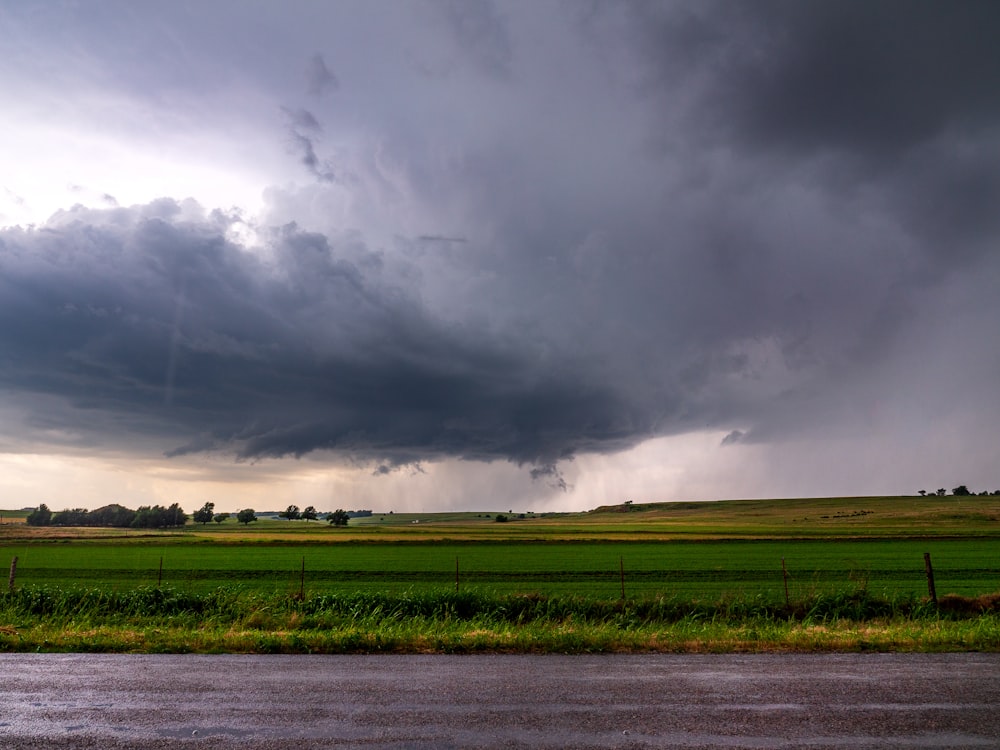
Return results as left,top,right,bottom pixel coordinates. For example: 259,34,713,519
2,495,999,653
3,539,998,600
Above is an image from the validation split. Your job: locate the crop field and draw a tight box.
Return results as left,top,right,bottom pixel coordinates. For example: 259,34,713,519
2,539,999,601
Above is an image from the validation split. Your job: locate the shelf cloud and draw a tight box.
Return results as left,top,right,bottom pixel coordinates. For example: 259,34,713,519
1,1,998,507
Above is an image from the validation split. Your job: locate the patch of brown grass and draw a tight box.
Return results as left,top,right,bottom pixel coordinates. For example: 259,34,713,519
937,592,1000,614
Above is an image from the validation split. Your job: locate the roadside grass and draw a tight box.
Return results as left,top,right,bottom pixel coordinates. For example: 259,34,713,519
2,586,1000,654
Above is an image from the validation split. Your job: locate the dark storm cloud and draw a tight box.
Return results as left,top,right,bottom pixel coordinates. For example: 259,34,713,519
754,1,1000,158
3,1,999,494
626,0,1000,159
0,202,652,473
543,0,1000,450
619,1,1000,266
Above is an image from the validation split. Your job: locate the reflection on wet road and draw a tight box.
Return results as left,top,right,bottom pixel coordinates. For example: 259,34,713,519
2,653,999,748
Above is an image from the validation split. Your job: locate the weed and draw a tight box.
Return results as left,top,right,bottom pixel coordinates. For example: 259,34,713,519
4,585,1000,653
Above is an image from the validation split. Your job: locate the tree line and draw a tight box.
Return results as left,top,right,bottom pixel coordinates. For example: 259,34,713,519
25,502,263,529
918,485,1000,497
23,501,356,529
26,503,188,529
277,505,353,526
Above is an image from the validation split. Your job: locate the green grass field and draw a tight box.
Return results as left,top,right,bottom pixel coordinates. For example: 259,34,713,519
3,495,999,599
3,539,998,601
2,495,999,653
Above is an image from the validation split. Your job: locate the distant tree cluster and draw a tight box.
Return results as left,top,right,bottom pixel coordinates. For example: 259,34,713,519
326,509,350,526
26,503,188,529
25,504,52,526
132,504,188,528
278,504,319,521
917,486,1000,497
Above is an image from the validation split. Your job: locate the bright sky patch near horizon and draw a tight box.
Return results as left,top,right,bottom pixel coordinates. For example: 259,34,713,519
1,1,998,514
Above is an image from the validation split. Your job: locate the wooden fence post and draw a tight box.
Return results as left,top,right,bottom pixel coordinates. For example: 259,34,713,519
924,552,937,605
8,556,16,592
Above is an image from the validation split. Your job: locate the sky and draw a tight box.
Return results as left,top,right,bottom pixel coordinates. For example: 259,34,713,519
1,0,999,514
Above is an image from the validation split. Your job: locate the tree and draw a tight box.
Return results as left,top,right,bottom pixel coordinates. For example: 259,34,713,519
326,509,350,527
26,504,52,526
169,502,187,527
131,503,187,529
237,508,257,525
213,512,230,524
495,514,509,523
918,490,927,496
952,485,972,497
936,488,947,497
301,505,318,521
279,505,301,521
193,501,215,525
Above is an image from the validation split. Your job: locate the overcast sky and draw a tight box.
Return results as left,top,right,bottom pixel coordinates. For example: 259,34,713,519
1,1,998,513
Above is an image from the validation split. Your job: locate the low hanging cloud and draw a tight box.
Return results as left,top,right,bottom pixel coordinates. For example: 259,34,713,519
0,201,656,479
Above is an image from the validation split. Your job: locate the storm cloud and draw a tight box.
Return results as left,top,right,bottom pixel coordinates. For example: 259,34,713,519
0,0,998,502
0,202,651,475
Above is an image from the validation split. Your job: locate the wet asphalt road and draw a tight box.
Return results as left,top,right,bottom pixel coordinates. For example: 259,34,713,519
1,653,998,749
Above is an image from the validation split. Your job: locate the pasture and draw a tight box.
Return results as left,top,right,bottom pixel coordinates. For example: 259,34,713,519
2,539,999,601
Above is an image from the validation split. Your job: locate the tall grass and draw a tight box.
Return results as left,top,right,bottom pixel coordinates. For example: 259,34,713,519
3,585,999,654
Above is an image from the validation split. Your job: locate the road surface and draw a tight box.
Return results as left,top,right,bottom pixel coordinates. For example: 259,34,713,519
2,653,998,748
